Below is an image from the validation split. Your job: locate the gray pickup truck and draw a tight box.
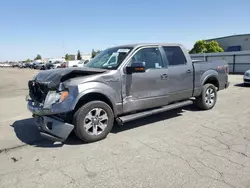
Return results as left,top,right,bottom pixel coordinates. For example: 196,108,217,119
26,43,229,143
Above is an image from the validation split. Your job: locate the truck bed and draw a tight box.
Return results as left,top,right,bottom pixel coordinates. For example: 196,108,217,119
192,59,229,95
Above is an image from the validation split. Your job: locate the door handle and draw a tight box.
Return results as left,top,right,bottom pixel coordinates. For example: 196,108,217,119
160,74,168,79
186,69,191,73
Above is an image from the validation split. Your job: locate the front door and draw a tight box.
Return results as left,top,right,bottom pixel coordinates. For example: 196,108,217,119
162,46,193,102
122,46,169,113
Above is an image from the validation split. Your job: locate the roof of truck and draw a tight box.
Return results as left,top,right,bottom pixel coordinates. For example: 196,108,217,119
113,43,184,48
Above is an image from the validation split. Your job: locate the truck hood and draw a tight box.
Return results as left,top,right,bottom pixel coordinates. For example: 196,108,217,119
33,67,107,89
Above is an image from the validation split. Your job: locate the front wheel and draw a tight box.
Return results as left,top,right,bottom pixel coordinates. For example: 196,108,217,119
195,83,217,110
73,101,114,143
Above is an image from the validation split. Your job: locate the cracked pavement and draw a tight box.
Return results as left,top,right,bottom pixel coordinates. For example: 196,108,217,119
0,69,250,188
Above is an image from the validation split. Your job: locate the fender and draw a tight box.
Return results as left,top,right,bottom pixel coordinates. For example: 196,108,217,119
201,69,219,86
192,69,219,97
72,81,122,116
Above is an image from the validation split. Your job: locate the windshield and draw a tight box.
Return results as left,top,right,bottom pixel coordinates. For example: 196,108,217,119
86,46,133,69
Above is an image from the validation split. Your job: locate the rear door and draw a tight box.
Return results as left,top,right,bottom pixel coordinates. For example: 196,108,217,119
162,46,193,102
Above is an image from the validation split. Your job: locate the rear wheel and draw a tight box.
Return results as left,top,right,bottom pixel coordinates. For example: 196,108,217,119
73,101,114,143
195,83,217,110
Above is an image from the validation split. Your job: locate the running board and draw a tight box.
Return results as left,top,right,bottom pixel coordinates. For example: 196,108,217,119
117,100,193,125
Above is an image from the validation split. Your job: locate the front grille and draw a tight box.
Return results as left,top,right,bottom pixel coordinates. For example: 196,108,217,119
244,78,250,82
28,80,49,103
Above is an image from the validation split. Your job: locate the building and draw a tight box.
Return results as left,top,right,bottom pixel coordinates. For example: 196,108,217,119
205,34,250,52
68,54,77,61
81,54,92,60
68,53,91,61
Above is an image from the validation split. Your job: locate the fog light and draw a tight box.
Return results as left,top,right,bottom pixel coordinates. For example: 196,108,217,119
46,122,53,130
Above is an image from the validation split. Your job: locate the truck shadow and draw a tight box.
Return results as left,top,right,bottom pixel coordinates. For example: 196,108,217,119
10,105,196,148
10,118,84,148
111,108,185,134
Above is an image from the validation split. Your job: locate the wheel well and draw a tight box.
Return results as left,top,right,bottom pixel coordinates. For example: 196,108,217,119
74,92,114,113
204,77,219,89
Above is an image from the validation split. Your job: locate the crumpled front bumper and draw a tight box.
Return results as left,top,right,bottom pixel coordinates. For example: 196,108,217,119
27,101,54,116
26,93,76,142
34,115,74,142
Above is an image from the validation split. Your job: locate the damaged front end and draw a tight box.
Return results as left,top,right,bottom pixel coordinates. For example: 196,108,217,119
26,68,107,142
27,80,76,115
26,80,77,142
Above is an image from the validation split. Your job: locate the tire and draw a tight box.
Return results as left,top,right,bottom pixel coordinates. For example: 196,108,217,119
195,83,217,110
73,101,114,143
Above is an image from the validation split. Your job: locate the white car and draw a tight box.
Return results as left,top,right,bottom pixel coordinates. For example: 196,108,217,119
77,60,89,67
0,63,11,67
52,61,64,68
243,70,250,85
64,60,89,68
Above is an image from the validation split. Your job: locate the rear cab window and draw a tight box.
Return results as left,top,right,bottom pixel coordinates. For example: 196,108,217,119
162,46,187,66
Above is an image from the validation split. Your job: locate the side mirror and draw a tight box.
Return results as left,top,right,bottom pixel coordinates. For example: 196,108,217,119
126,62,145,74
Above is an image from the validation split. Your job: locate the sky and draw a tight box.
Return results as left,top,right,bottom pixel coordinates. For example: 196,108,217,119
0,0,250,61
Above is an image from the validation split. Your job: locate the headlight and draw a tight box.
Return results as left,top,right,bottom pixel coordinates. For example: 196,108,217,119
245,72,249,76
44,90,69,107
58,91,69,103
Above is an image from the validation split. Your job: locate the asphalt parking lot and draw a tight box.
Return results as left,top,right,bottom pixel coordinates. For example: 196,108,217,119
0,68,250,188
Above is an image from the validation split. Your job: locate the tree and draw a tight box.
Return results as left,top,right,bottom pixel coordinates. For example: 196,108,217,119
91,49,96,58
91,49,101,58
34,54,42,60
25,58,32,62
77,50,82,60
189,40,224,54
206,41,224,53
65,54,70,61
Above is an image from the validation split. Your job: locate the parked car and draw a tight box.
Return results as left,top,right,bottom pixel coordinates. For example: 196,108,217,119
18,63,23,68
12,63,19,68
76,60,89,67
64,60,89,68
26,43,230,143
45,61,64,69
29,62,37,69
61,62,67,68
33,62,45,69
25,62,34,69
18,63,30,68
65,60,81,68
0,63,10,67
243,70,250,86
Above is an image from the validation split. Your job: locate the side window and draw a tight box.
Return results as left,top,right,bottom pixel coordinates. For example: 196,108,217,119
129,47,164,69
163,46,187,66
